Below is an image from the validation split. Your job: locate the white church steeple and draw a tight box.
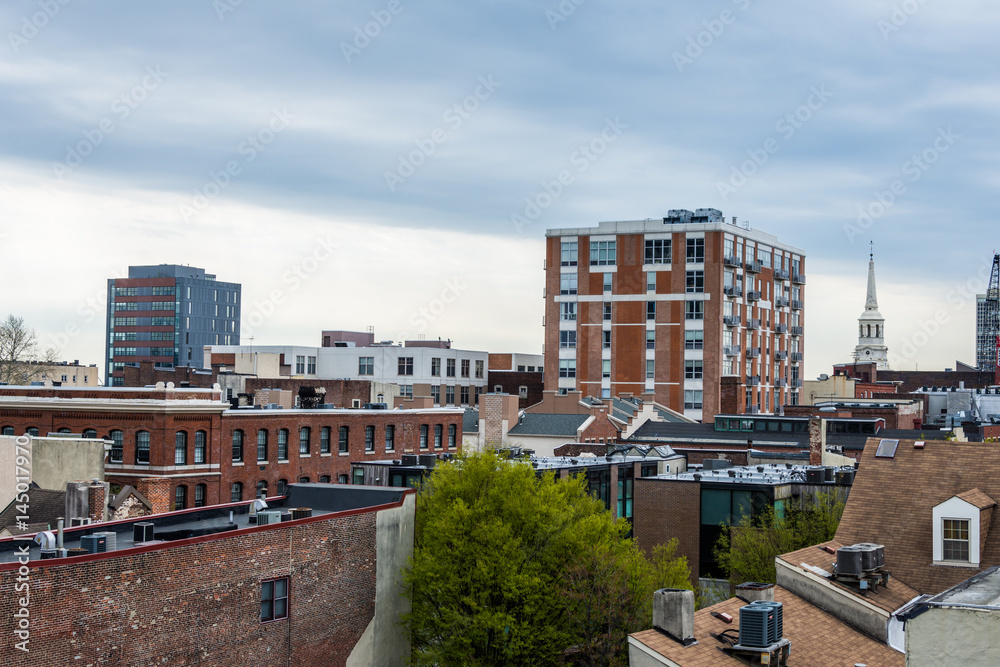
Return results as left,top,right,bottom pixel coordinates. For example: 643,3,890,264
854,243,889,369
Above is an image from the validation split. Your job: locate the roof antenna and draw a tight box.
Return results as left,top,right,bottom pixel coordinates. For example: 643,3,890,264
870,240,874,262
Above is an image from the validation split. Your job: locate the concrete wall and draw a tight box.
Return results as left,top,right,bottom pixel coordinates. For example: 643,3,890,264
0,435,108,509
628,638,677,666
906,606,1000,666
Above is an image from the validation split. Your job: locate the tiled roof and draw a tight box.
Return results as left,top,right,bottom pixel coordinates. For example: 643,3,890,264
836,436,1000,595
507,413,589,436
0,488,65,533
630,585,903,666
956,488,996,510
778,540,920,613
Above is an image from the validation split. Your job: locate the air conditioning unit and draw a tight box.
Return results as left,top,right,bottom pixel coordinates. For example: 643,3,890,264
134,522,155,543
70,517,92,527
750,600,783,640
80,533,110,554
738,604,777,647
256,510,283,526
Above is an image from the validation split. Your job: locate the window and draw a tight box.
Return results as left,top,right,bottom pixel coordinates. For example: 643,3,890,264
136,431,150,464
461,359,470,377
684,390,703,410
603,330,612,350
385,424,395,451
261,578,289,622
590,240,616,266
559,359,576,378
686,270,705,293
460,386,469,405
685,360,703,379
192,430,207,464
561,329,578,349
604,302,611,321
618,465,634,519
277,479,288,495
561,241,578,266
338,474,349,484
257,429,268,461
399,384,413,399
685,330,704,350
110,430,124,462
174,485,187,510
602,360,611,378
339,426,349,453
686,301,704,320
171,431,185,466
603,272,612,292
646,301,656,320
419,424,429,450
195,484,206,508
446,359,456,377
646,359,655,380
320,475,330,483
431,358,441,376
398,357,414,375
359,357,374,375
475,360,484,378
434,424,443,450
448,424,457,448
943,519,970,561
431,385,441,404
686,237,705,263
299,426,311,454
353,467,365,485
446,386,455,405
644,238,671,264
295,355,305,374
82,428,97,438
647,272,656,291
0,426,13,435
231,482,243,502
561,302,577,321
561,274,578,295
320,426,331,453
646,329,655,350
365,425,375,451
277,429,289,460
232,430,244,462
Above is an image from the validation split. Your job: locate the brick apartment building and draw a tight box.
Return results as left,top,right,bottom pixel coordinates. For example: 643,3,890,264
544,209,806,422
0,385,462,511
0,484,415,666
486,352,544,408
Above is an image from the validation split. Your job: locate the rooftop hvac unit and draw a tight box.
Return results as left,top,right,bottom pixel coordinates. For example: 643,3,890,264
80,533,109,554
836,469,856,486
401,454,418,466
290,508,312,520
134,522,155,543
805,467,825,484
256,510,283,526
856,543,885,571
418,454,437,468
70,517,92,527
749,600,783,640
836,545,864,576
739,604,777,648
823,467,835,483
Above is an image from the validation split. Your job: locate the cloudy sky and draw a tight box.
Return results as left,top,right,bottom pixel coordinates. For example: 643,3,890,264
2,0,998,380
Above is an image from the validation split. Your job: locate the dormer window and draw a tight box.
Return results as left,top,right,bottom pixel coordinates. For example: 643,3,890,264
943,519,970,562
932,489,995,566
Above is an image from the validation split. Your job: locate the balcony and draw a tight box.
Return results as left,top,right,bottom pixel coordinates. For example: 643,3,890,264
775,269,790,281
776,378,788,387
747,290,761,302
745,405,761,414
745,375,761,387
793,273,806,285
724,285,743,298
775,350,788,361
774,296,790,308
745,260,762,273
723,315,740,327
746,318,761,330
790,326,804,336
747,347,761,359
774,323,788,334
791,299,803,310
791,378,803,388
724,345,741,357
724,255,742,268
791,352,804,362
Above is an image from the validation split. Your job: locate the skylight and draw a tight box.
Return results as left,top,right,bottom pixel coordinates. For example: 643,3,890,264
875,439,899,458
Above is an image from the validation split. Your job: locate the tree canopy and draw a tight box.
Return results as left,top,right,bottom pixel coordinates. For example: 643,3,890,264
0,315,56,385
403,451,691,667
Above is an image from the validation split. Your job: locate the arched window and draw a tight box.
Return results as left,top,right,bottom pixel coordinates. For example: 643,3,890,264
256,480,268,498
82,428,98,439
257,430,268,462
434,424,443,450
174,485,187,510
299,426,310,454
57,428,71,433
1,426,14,435
276,479,287,495
231,482,243,503
26,427,39,437
320,475,331,483
194,431,206,464
232,430,244,462
277,429,289,460
320,426,331,453
175,431,188,465
194,484,207,508
136,431,150,464
298,476,309,484
110,430,124,462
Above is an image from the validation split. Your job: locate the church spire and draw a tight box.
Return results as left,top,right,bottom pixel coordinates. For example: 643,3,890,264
855,243,889,370
865,242,879,311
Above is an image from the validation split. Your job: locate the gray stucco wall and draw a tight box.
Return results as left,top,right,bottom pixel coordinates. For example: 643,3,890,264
907,606,1000,666
0,435,107,509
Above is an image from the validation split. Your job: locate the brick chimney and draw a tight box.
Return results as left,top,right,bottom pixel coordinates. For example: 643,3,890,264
720,376,742,415
808,417,826,466
652,589,695,646
136,477,173,515
736,582,775,603
87,481,108,523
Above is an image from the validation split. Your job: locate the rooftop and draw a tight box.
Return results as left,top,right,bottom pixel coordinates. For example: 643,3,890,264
647,463,855,487
507,413,590,437
921,565,1000,609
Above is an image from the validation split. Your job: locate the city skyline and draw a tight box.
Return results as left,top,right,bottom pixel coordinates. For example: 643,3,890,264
2,2,998,380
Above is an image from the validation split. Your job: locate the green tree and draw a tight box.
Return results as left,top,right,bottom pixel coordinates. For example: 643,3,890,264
713,492,845,586
403,451,691,667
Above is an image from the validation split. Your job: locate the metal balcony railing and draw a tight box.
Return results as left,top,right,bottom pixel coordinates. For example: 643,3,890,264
790,326,804,336
791,352,804,362
724,345,741,357
775,350,788,361
775,296,790,308
745,261,762,273
724,255,742,268
774,323,788,334
774,269,790,280
747,290,761,301
793,273,806,285
723,315,740,327
791,300,803,310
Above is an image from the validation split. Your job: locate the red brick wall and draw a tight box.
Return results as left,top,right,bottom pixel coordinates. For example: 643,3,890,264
486,370,544,409
0,510,382,666
633,477,702,583
243,378,371,408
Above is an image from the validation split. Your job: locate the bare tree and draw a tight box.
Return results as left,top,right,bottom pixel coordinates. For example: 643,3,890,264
0,315,57,385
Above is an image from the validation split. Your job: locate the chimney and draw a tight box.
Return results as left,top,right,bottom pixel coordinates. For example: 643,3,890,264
735,582,775,603
136,477,173,514
653,588,696,646
87,481,108,523
808,417,825,466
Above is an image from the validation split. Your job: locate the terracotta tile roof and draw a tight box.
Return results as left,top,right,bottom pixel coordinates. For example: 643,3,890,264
630,585,903,666
778,540,921,613
836,437,1000,594
956,488,996,510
